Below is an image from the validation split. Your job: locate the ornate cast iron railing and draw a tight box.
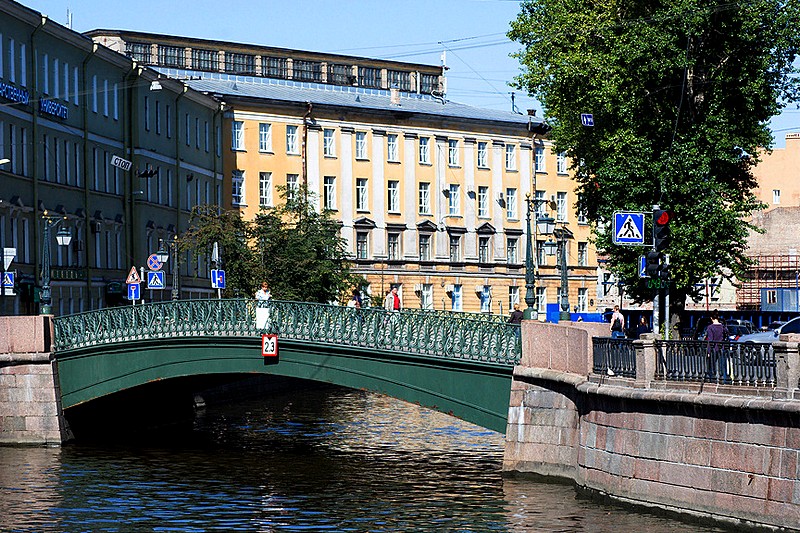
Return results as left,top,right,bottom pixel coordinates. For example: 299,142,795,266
592,337,636,377
52,299,521,366
656,340,776,387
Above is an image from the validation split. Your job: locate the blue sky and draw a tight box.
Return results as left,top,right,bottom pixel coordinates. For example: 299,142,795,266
26,0,799,148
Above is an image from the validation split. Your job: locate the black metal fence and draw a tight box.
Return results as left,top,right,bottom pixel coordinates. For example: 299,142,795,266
592,337,776,387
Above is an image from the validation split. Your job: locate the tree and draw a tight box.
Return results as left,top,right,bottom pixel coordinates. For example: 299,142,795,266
252,185,365,302
509,1,800,319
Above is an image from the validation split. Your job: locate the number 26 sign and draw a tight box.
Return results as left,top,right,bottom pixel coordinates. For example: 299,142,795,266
261,334,278,359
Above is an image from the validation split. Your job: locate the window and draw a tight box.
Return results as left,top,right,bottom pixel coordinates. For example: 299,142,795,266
192,48,215,70
388,70,411,91
505,144,517,170
356,232,369,259
323,176,336,210
578,242,588,266
356,178,369,211
536,287,546,314
509,286,520,309
577,193,587,224
773,189,781,204
232,170,244,205
286,125,299,154
419,234,431,261
225,52,255,74
477,141,488,168
166,104,171,138
387,180,400,213
144,96,150,131
535,146,546,172
259,123,272,152
155,101,161,134
451,285,463,311
479,286,491,313
231,121,244,150
449,235,461,263
264,57,287,78
387,134,399,161
286,174,299,199
259,172,272,207
448,184,460,215
355,131,367,159
293,60,322,82
506,188,517,219
387,232,400,260
327,63,352,85
420,73,438,94
536,240,546,265
448,139,459,166
91,75,97,113
557,192,567,221
535,190,547,218
359,67,381,88
507,238,518,263
557,152,567,174
126,42,150,63
421,284,433,310
577,288,588,313
323,128,335,157
185,113,190,146
419,137,430,164
478,236,491,263
158,45,184,68
766,290,778,305
477,186,489,217
418,182,431,214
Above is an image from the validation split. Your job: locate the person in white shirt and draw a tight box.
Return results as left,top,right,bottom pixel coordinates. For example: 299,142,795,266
255,282,272,329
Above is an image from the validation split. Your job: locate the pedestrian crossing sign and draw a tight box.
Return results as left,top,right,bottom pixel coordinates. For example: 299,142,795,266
613,212,645,245
2,271,13,289
147,271,165,290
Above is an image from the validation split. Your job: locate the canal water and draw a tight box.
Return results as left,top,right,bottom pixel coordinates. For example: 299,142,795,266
0,386,730,532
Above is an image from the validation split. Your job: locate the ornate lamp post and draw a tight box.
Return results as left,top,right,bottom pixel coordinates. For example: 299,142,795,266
169,236,179,301
546,223,573,322
40,212,72,315
523,193,555,320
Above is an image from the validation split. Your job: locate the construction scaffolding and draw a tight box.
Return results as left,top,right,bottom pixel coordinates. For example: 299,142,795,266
738,254,800,310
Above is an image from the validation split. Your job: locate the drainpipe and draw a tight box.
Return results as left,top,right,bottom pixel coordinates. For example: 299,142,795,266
213,101,225,208
302,101,313,203
30,16,46,296
81,43,98,306
173,84,188,297
122,63,139,269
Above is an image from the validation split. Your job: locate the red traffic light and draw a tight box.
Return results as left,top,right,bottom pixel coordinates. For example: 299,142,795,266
655,210,671,226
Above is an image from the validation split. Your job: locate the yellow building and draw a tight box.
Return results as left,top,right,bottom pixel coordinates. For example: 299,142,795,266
87,31,599,317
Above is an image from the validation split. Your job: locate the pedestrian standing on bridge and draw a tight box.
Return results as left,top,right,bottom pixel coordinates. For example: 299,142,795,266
384,286,401,312
255,282,272,330
705,310,729,383
347,290,361,308
610,305,625,339
255,282,271,302
508,303,523,324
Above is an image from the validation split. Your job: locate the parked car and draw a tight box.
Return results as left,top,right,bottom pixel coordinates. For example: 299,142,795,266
697,323,752,342
762,321,786,332
738,316,800,343
725,319,756,335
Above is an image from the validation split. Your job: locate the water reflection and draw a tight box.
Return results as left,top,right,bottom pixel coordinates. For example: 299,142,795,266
0,387,729,532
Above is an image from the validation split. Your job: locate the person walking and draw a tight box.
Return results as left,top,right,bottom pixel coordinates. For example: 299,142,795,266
508,303,524,324
610,305,625,338
705,310,729,383
384,286,401,312
635,316,650,339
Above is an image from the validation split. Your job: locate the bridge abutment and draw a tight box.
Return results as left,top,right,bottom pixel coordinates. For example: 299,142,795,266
0,316,72,445
506,322,800,530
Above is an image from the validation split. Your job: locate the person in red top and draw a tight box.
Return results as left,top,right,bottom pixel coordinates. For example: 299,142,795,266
383,286,401,311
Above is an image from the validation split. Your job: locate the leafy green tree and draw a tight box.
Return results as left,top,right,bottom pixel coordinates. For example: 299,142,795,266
182,205,262,298
252,185,364,302
509,1,800,317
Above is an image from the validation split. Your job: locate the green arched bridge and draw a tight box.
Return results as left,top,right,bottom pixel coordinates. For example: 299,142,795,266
53,300,521,433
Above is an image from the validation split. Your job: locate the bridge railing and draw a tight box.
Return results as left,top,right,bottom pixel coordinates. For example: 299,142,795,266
53,299,521,365
592,337,776,387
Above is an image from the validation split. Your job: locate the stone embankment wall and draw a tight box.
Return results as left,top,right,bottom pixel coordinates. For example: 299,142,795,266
504,321,800,531
0,316,71,445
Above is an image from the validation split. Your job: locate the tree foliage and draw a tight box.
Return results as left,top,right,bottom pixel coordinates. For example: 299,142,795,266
509,0,800,309
182,186,363,302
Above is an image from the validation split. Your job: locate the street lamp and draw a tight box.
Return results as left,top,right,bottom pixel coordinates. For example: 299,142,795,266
523,193,555,320
40,212,72,315
169,236,179,301
551,223,573,322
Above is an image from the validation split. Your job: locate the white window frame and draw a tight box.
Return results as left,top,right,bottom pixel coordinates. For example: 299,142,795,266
387,180,400,213
477,141,488,168
449,235,462,263
387,232,400,260
419,137,430,164
286,125,299,154
477,186,489,218
323,128,335,157
448,184,460,216
773,189,781,204
448,139,459,166
577,288,588,312
356,231,369,259
421,283,434,310
536,287,546,314
505,144,517,170
578,242,588,266
418,182,431,215
419,234,431,261
356,178,369,211
259,172,272,207
387,134,399,162
232,170,245,205
451,284,463,311
535,146,546,172
478,236,491,263
232,121,245,151
557,191,567,221
355,131,367,159
507,237,518,263
286,174,299,198
259,123,272,152
557,151,567,174
323,176,336,210
506,188,517,219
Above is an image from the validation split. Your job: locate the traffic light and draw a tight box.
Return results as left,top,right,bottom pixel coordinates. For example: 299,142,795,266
654,209,672,252
657,261,670,280
645,251,661,278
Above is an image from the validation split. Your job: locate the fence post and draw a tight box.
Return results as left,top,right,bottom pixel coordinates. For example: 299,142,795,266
634,336,656,388
774,337,800,399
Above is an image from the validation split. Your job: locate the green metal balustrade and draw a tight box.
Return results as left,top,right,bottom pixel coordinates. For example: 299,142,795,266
53,299,521,365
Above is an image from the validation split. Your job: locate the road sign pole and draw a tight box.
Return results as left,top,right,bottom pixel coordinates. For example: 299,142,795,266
664,254,671,340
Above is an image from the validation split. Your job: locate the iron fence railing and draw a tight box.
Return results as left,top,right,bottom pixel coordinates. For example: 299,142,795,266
656,340,776,387
52,299,521,366
591,337,777,387
592,337,637,377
